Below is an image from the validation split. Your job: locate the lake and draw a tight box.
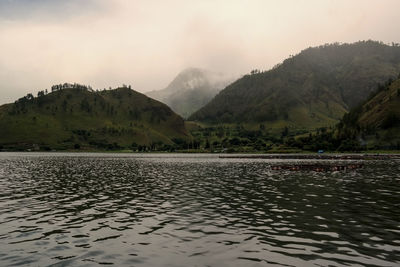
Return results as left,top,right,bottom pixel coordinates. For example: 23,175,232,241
0,153,399,266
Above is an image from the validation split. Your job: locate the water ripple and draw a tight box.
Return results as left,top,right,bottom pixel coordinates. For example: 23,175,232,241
0,152,399,266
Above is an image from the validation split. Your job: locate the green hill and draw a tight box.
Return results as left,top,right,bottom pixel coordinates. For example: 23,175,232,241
284,77,400,152
0,84,189,151
146,68,233,118
189,41,400,130
337,76,400,149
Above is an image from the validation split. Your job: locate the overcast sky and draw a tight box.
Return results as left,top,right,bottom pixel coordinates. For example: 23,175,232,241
0,0,399,104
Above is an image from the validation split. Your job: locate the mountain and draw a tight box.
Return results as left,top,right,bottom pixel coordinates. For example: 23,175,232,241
337,76,400,149
0,84,189,151
146,68,233,118
189,41,400,129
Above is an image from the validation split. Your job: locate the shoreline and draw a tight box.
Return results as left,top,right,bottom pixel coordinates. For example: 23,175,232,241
219,154,400,160
1,150,400,158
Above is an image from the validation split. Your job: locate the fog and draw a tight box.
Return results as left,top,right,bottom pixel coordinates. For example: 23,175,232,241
0,0,399,104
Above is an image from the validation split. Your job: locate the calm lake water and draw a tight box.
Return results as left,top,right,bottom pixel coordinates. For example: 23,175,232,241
0,153,399,267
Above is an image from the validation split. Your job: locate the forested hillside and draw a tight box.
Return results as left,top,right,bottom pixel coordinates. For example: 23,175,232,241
337,76,400,149
0,84,189,151
190,41,400,130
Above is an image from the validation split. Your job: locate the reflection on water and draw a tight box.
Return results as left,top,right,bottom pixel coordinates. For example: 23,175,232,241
0,153,399,266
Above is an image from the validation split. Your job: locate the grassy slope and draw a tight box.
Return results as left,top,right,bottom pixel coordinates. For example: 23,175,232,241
358,79,400,126
358,79,400,147
336,77,400,149
0,87,189,150
190,41,400,130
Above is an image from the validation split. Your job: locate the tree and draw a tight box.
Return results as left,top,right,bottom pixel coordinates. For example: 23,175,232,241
205,139,210,149
26,93,34,100
80,98,91,113
229,137,240,146
250,69,260,75
281,126,289,137
382,113,400,129
62,100,67,112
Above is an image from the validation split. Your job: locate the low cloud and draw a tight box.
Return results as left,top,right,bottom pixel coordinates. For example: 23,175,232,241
0,0,106,21
0,0,400,104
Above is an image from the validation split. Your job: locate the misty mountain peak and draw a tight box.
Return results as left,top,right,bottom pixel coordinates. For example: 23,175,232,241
171,68,211,91
146,67,235,118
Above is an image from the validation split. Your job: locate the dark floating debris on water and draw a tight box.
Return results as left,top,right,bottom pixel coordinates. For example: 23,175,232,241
220,154,399,160
271,163,363,172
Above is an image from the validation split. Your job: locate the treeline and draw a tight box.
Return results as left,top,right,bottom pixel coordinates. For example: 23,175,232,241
50,83,93,92
15,82,93,105
9,83,138,116
14,82,133,105
188,124,301,152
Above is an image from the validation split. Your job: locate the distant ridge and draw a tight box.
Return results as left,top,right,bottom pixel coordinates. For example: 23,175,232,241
190,41,400,129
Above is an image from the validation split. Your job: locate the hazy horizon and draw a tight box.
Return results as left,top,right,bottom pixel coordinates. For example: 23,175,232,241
1,0,400,104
